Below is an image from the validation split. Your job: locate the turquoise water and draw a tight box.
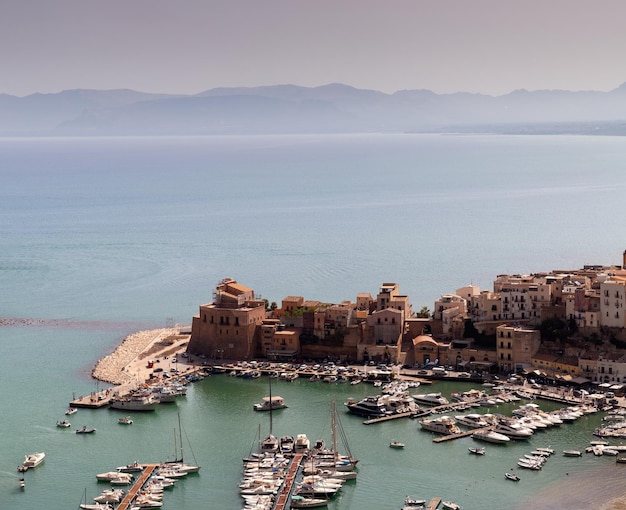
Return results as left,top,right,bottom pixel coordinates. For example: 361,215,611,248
2,134,626,509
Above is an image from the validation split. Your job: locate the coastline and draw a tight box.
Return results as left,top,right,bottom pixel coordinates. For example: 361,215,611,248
92,328,187,385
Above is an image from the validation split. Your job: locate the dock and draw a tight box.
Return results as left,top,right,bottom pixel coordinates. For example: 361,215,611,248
273,453,304,510
426,497,442,509
115,464,157,510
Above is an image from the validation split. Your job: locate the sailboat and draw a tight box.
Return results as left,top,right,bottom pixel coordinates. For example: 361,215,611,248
311,401,358,473
163,414,200,474
259,377,279,453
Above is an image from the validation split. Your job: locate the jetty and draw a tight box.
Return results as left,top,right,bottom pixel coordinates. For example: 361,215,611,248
115,463,157,510
432,426,494,443
273,453,305,510
426,497,442,509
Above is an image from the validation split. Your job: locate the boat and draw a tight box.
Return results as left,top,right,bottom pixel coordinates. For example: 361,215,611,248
162,413,201,473
76,425,97,434
471,429,510,444
79,503,114,510
402,496,427,509
290,494,329,508
109,393,158,411
563,450,582,457
455,413,493,429
96,471,133,482
468,447,485,455
294,433,311,453
56,420,71,428
419,416,461,435
616,457,626,463
280,435,295,454
117,461,143,473
65,407,78,415
118,416,133,425
389,441,405,449
413,392,449,406
442,502,460,510
505,472,520,481
345,393,419,418
19,478,25,489
254,395,288,411
17,452,45,471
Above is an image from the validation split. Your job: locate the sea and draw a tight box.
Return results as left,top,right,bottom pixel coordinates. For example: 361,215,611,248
2,133,626,510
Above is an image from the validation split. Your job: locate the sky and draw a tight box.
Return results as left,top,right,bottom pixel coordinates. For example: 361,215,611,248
2,0,626,97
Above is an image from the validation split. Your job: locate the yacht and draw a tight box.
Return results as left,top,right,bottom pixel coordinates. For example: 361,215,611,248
294,434,311,453
454,413,492,429
345,393,418,418
494,417,534,439
413,392,449,406
471,429,510,444
419,416,461,435
18,452,45,471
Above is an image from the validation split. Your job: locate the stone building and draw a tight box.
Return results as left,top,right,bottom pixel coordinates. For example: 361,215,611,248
187,278,267,360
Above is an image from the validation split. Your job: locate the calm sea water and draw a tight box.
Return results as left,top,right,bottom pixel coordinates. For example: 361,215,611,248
2,134,626,510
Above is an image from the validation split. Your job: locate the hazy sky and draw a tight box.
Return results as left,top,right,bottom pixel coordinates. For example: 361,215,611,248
2,0,626,97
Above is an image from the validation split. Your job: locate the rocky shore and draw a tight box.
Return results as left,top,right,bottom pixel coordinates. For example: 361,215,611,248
92,328,181,385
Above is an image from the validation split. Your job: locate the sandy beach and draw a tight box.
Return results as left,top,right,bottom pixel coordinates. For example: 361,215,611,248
92,328,191,386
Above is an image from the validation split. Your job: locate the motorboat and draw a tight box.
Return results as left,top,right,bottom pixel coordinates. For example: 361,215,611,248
280,435,295,454
442,502,460,510
402,496,427,509
563,450,582,457
294,434,311,453
118,416,133,425
419,416,461,435
254,395,288,411
344,395,389,418
505,472,520,481
118,461,144,473
494,417,534,439
413,392,449,406
65,407,78,415
56,420,71,428
389,441,405,449
18,452,45,472
471,429,510,444
19,478,25,489
79,504,114,510
468,447,485,455
96,471,133,482
76,425,97,434
93,489,125,504
290,494,330,508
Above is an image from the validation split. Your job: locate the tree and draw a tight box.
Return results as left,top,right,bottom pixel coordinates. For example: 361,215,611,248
416,306,431,318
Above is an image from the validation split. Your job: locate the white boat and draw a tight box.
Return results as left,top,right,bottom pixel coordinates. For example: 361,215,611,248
254,395,288,411
66,407,78,415
57,420,71,428
117,461,143,473
96,471,133,482
294,434,311,453
419,416,461,435
93,489,125,503
110,393,158,412
494,418,534,439
389,440,405,449
118,416,133,425
413,392,449,406
563,450,582,457
468,447,485,455
402,496,427,509
79,504,114,510
280,435,295,454
454,413,492,429
505,472,520,481
290,494,329,508
18,452,45,471
442,502,460,510
471,429,510,444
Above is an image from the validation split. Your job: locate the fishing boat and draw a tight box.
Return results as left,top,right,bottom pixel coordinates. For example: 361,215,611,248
118,416,133,425
505,472,520,481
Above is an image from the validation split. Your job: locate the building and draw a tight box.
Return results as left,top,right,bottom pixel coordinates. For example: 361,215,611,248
495,324,541,373
187,278,267,360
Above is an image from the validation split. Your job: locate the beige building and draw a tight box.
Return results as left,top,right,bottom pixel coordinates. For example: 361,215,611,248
187,278,267,360
600,278,626,328
495,324,541,372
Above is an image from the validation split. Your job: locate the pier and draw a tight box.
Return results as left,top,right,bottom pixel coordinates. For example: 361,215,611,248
425,497,442,509
273,453,305,510
115,464,157,510
431,426,494,443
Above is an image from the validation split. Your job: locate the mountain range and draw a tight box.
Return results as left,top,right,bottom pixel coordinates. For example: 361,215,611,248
2,83,626,136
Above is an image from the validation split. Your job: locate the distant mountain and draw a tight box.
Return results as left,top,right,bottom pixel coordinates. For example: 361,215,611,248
2,83,626,136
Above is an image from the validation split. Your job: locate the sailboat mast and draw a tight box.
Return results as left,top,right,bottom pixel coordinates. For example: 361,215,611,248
178,413,184,462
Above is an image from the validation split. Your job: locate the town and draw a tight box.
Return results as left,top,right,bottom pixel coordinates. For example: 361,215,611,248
185,251,626,393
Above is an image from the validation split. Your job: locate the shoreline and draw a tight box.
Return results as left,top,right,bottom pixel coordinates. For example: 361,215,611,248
92,328,187,385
